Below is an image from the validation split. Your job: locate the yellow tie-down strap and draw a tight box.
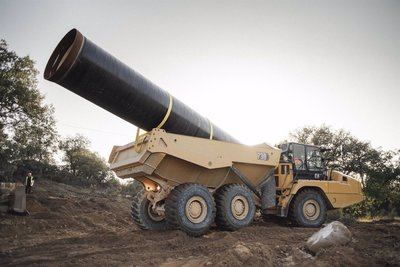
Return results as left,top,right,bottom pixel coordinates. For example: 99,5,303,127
135,94,214,152
156,93,173,129
154,94,214,140
134,94,173,152
134,127,147,152
208,118,213,140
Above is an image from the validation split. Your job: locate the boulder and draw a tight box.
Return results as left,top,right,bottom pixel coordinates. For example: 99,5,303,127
306,221,352,253
233,243,252,261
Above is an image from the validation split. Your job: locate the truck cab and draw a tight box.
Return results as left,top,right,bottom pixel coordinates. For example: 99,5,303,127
269,142,364,226
279,142,328,180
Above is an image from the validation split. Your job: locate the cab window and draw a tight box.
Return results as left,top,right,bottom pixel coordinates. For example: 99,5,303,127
292,144,306,170
306,147,323,171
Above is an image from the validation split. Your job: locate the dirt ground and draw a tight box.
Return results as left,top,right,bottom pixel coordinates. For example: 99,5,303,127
0,180,399,266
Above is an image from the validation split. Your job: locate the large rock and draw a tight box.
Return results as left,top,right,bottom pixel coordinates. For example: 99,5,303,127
233,243,253,261
306,221,352,253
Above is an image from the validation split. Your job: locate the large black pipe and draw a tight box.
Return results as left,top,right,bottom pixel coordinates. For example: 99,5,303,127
44,29,238,143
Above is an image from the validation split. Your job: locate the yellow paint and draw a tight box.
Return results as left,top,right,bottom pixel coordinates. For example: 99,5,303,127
110,129,364,212
156,94,173,129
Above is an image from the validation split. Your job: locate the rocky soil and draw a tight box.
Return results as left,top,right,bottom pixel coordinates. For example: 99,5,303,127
0,180,399,266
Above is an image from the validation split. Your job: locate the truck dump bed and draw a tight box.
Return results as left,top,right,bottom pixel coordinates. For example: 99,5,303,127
109,129,280,190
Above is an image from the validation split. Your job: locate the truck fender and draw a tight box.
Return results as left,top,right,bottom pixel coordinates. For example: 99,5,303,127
280,186,333,217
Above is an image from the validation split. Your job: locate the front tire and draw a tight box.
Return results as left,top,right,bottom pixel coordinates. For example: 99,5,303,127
165,183,215,237
215,184,255,231
289,189,327,227
131,189,167,230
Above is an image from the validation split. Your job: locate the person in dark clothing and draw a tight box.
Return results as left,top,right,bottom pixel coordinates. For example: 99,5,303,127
25,172,34,194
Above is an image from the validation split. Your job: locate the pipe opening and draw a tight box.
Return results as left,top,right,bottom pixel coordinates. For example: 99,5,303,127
44,28,84,82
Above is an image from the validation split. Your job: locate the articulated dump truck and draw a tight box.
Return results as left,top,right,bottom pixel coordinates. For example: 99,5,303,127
45,29,364,236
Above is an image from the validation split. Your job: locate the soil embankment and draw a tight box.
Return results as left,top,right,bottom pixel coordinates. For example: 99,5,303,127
1,180,399,266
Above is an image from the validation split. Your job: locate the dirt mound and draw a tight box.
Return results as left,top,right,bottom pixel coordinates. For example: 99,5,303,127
0,180,399,266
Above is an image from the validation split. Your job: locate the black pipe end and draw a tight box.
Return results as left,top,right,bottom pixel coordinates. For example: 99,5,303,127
44,28,84,82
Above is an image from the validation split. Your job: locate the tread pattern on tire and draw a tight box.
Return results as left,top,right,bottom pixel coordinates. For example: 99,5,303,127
164,185,182,230
288,188,327,227
215,183,255,231
165,183,215,237
131,189,147,229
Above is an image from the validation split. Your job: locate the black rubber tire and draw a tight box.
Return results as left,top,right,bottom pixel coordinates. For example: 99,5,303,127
215,184,255,231
288,189,327,227
131,189,167,230
165,183,215,237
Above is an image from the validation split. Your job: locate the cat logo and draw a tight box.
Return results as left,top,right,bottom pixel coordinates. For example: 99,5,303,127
257,152,269,161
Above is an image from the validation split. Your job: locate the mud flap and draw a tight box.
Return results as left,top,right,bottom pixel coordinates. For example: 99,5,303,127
260,176,276,210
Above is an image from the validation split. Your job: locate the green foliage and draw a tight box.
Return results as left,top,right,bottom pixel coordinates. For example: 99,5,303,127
0,39,40,127
0,39,115,188
59,135,113,186
119,179,143,195
106,177,120,187
290,125,400,218
0,39,57,181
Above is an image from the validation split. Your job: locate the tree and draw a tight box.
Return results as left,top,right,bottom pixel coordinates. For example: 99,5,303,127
290,125,400,216
0,39,57,180
0,39,115,187
363,150,400,215
59,135,113,186
0,132,16,179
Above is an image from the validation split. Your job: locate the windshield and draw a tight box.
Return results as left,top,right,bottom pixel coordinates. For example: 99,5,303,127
292,144,306,170
306,146,323,171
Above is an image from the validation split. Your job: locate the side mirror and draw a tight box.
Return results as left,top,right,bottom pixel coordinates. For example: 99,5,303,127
279,143,288,152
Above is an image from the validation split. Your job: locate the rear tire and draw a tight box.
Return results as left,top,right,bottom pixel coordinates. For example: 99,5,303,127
289,189,327,227
131,189,167,230
215,184,255,231
165,183,215,237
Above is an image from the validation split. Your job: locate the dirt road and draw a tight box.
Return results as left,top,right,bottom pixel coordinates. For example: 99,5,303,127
0,180,399,266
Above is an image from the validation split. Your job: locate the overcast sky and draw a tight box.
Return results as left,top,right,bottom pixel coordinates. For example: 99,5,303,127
1,0,399,160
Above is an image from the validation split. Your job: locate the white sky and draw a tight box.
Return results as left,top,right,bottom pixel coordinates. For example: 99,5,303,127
1,0,399,160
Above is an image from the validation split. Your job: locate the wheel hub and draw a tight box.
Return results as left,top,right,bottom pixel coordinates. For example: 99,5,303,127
147,203,164,222
302,199,320,220
231,196,249,220
185,196,207,224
